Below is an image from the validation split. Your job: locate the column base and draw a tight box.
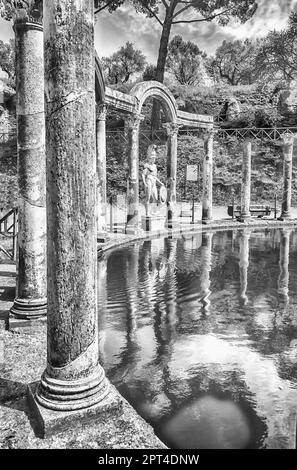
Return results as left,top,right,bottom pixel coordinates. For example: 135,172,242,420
278,214,291,221
10,297,47,320
202,218,213,225
97,231,109,243
125,225,143,235
142,215,166,232
166,219,181,230
27,381,122,438
238,215,251,223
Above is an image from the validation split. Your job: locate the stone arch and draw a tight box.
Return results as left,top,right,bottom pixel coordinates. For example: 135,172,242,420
130,81,178,123
95,51,105,104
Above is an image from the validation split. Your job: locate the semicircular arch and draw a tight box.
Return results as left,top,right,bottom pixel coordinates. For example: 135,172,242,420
130,81,178,123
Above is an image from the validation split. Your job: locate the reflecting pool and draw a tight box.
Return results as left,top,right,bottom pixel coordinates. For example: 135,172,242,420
98,228,297,449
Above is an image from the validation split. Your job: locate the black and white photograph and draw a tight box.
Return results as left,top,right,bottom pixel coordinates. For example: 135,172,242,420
0,0,297,458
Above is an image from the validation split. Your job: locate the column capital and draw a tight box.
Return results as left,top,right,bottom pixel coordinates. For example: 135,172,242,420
96,103,107,121
11,1,43,27
126,113,145,130
163,122,180,137
282,132,295,145
203,127,215,140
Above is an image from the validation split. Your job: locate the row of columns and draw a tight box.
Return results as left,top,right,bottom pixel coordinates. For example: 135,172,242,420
240,135,294,222
8,0,294,428
10,0,110,424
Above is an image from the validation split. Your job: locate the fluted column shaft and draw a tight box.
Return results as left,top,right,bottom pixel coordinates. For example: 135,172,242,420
96,104,107,239
126,114,143,234
240,140,252,222
35,0,109,411
164,123,179,229
279,134,294,220
202,131,214,224
10,6,47,319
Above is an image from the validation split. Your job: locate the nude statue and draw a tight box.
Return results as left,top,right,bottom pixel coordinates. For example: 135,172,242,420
142,145,165,217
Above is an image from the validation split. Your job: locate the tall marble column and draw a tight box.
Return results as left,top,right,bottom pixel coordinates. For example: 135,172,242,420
200,231,213,315
278,228,291,306
278,134,294,220
164,123,179,229
202,130,214,224
126,114,143,234
30,0,109,418
96,103,108,242
239,229,251,306
10,3,47,319
240,140,252,222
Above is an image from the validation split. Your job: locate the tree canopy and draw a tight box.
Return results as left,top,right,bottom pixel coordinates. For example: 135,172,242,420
255,11,297,83
0,39,15,82
101,41,146,85
209,38,261,85
166,35,207,85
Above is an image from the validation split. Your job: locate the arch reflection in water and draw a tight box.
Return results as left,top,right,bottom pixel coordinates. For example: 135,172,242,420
98,228,297,449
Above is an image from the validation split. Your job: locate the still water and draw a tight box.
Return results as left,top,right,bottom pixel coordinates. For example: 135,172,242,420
98,228,297,449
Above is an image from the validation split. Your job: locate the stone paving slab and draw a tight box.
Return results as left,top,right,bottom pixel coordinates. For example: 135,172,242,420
0,325,165,449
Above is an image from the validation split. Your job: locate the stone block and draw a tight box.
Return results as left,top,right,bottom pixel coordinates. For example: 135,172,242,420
27,381,123,438
142,215,166,232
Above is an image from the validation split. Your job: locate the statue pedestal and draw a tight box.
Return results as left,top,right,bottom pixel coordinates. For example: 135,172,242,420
142,215,166,232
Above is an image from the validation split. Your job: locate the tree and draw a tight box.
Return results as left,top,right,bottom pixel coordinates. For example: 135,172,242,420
95,1,258,85
166,34,206,85
101,41,146,85
255,12,297,83
95,1,258,127
0,39,15,82
210,38,261,85
143,64,157,81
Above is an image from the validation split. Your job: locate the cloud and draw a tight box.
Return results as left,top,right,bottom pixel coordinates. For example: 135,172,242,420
95,0,297,61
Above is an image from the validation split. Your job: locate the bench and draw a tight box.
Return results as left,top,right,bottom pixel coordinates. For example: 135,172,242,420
228,205,271,219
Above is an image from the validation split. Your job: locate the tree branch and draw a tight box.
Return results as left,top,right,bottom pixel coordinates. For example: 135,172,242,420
161,0,169,9
138,0,164,26
172,3,192,19
94,0,115,15
172,8,232,25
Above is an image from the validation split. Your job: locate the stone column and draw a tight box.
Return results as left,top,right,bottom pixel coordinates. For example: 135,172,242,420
164,123,179,229
126,114,143,234
30,0,109,420
240,140,252,222
278,134,294,220
200,231,213,315
96,103,108,242
10,4,47,320
202,130,214,224
239,229,251,306
278,228,291,306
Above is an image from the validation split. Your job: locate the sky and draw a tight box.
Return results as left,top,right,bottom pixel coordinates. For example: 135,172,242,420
0,0,297,64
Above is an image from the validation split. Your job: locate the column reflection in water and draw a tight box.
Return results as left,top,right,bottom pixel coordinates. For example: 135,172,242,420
278,228,291,307
239,229,251,306
164,237,178,343
200,232,213,315
125,244,140,342
98,255,107,366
